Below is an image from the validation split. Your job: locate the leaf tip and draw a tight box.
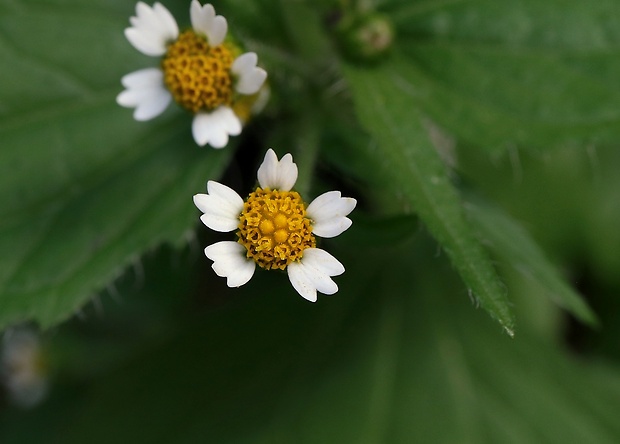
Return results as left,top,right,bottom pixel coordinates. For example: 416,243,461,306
504,325,515,338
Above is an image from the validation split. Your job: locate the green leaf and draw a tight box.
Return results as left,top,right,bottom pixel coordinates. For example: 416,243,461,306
380,0,620,150
2,243,620,443
464,197,598,326
0,1,233,329
342,61,515,335
458,145,620,284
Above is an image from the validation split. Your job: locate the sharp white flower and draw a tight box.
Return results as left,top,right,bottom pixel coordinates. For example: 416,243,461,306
117,1,268,148
193,149,357,301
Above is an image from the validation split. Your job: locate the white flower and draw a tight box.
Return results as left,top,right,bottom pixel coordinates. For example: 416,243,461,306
1,329,48,408
117,1,268,148
193,149,357,302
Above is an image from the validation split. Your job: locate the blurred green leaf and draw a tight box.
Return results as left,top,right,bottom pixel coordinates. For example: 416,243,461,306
2,242,620,443
0,1,233,329
381,0,620,150
458,145,620,355
459,146,620,283
342,61,515,335
465,198,597,326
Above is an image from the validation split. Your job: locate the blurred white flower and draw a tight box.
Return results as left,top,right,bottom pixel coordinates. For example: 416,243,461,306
1,328,48,408
193,149,356,302
117,1,267,148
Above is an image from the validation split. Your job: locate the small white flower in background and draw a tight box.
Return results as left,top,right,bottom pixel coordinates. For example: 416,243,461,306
193,149,357,302
117,1,268,148
1,329,48,408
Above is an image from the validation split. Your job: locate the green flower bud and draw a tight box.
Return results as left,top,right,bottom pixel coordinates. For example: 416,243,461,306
337,13,394,63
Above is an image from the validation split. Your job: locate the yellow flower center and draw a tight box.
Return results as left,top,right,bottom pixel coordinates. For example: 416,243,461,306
237,188,316,270
162,30,236,113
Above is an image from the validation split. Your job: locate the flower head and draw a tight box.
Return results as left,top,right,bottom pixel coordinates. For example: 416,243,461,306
193,149,357,302
117,1,268,148
1,329,48,408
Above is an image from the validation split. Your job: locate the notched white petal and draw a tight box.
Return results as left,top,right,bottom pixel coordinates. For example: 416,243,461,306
231,52,257,73
193,182,243,232
257,149,278,188
207,16,228,46
287,248,344,301
307,192,357,238
124,28,166,56
190,0,212,36
207,181,244,212
302,248,345,276
190,0,228,45
117,68,171,121
132,91,172,121
307,191,356,220
205,241,255,287
287,262,317,302
276,154,298,191
256,149,298,191
304,261,339,295
199,214,236,233
125,1,178,56
192,107,242,148
153,2,179,39
120,67,163,88
232,52,267,95
311,217,353,239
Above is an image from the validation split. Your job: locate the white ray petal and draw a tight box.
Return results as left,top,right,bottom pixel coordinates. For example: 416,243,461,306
307,191,357,238
287,248,344,301
311,217,353,239
256,149,298,191
206,181,244,212
307,191,356,221
232,52,267,95
204,241,255,287
153,2,179,39
207,16,228,46
190,0,228,45
133,2,164,36
301,248,345,276
192,107,242,148
120,67,164,88
193,181,243,232
132,90,171,121
116,68,172,121
190,0,211,35
125,1,178,56
256,149,278,188
231,52,257,74
124,28,167,56
302,261,339,295
287,262,317,302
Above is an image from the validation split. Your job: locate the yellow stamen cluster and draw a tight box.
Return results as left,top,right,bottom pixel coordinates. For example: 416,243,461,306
162,30,235,113
237,188,316,270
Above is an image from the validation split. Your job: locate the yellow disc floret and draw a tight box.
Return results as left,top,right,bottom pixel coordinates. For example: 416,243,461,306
238,188,316,270
162,30,236,113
